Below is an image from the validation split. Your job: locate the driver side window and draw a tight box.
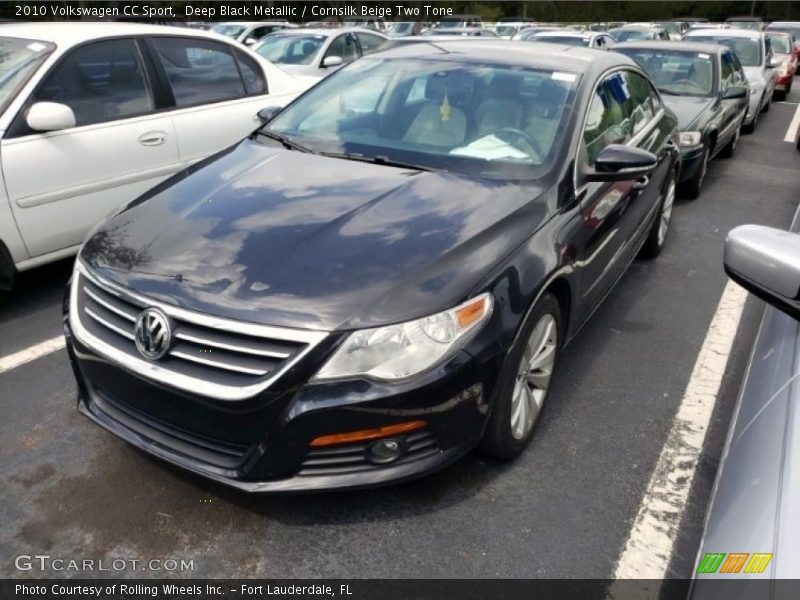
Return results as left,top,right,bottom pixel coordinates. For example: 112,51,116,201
324,34,359,64
582,73,632,165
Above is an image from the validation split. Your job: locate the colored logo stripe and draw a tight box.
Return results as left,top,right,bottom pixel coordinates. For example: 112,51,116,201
696,552,773,574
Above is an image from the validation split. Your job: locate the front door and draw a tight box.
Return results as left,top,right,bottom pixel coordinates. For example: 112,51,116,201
2,38,180,258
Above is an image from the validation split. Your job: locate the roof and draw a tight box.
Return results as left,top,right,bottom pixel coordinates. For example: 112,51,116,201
686,28,766,39
0,21,227,46
531,30,591,39
262,27,382,37
613,40,728,54
371,40,635,74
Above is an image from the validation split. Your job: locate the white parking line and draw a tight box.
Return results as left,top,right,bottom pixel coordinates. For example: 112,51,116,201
0,336,66,374
784,101,800,142
610,280,748,581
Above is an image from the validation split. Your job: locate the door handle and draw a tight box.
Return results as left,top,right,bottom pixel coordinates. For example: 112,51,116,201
139,131,167,146
632,175,649,191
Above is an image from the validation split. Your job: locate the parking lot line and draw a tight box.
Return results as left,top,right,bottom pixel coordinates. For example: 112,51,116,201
784,101,800,142
0,335,66,375
610,280,748,580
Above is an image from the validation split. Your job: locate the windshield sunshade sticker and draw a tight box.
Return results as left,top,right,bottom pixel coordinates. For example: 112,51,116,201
440,93,452,122
27,42,47,52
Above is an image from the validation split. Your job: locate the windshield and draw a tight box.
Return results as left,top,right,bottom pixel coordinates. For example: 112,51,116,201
263,58,578,179
661,22,682,35
0,37,54,113
618,49,715,96
612,29,655,42
254,34,326,65
496,25,520,37
211,24,246,39
767,34,792,54
728,21,761,31
533,35,589,47
389,22,415,35
689,35,762,66
767,26,800,39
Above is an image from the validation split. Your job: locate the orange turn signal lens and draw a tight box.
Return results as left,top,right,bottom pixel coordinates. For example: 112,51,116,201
455,297,488,329
309,420,427,448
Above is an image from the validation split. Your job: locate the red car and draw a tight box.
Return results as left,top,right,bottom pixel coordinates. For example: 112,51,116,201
767,31,798,99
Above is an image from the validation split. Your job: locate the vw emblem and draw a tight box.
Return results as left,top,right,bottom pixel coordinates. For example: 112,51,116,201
134,308,172,360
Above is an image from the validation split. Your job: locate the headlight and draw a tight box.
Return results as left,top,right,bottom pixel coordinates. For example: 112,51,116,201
679,131,702,147
314,293,493,381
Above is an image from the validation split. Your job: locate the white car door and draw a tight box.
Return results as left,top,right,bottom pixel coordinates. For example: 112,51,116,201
1,38,180,259
147,36,298,167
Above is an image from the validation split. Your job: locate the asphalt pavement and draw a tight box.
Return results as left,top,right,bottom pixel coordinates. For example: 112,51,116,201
1,86,799,580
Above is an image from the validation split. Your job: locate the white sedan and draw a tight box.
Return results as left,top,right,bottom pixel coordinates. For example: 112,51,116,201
0,22,312,286
251,28,388,79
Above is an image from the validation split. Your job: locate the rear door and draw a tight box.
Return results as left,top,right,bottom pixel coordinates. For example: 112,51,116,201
146,36,274,167
1,37,180,258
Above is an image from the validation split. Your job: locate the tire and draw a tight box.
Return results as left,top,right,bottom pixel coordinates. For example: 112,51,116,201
678,145,708,200
480,293,561,460
639,169,677,259
719,125,740,159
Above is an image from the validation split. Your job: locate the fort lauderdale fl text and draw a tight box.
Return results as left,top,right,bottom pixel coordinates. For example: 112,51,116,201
18,3,454,19
16,583,355,597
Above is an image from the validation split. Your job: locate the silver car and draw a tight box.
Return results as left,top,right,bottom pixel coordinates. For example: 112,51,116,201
251,28,387,80
691,205,800,592
684,28,778,132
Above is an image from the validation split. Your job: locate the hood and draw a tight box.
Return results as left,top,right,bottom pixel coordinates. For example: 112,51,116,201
82,140,549,331
743,65,765,84
662,95,714,129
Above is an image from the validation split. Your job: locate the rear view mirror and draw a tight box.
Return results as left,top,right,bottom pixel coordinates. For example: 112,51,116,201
585,144,658,182
26,102,76,132
322,55,343,68
723,85,748,99
724,225,800,321
257,106,282,123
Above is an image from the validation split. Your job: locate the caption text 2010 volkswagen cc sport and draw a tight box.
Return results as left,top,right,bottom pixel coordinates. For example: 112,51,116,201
64,41,680,492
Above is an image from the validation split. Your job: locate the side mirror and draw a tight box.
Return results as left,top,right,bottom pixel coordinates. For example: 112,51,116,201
257,106,282,123
723,85,748,99
585,144,658,182
26,102,76,132
321,55,343,68
768,56,780,68
724,225,800,321
244,37,258,46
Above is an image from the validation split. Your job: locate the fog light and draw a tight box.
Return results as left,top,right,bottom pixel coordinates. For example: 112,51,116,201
366,437,405,465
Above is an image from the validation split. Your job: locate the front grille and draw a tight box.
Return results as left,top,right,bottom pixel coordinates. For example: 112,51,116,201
298,430,440,477
71,261,327,400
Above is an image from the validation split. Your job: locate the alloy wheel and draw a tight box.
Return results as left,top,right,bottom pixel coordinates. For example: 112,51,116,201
510,313,557,440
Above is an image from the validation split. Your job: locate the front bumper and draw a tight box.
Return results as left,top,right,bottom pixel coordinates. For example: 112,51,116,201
64,312,504,493
743,90,763,125
677,145,706,183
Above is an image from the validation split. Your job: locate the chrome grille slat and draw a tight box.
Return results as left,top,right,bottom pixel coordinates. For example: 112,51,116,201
84,306,135,341
174,328,292,359
169,348,269,377
71,261,328,401
84,285,137,322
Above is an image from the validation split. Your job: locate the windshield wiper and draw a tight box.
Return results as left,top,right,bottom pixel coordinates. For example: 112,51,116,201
319,152,437,172
257,130,314,153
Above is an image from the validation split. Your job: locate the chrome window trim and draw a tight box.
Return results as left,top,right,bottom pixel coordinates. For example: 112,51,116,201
573,66,666,196
70,260,329,401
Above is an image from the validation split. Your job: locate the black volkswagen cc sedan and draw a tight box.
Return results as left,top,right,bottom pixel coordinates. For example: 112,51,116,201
64,41,679,492
614,41,749,199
